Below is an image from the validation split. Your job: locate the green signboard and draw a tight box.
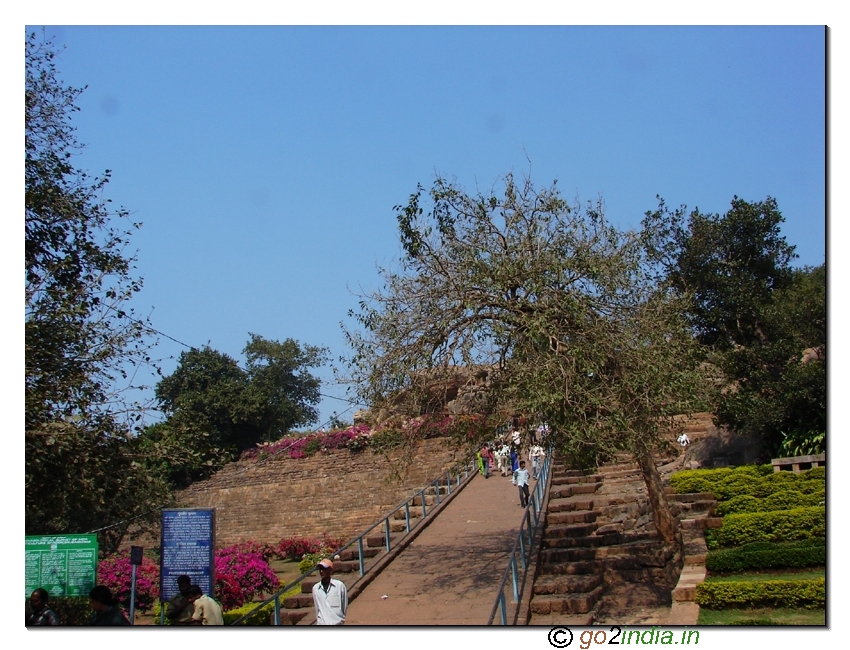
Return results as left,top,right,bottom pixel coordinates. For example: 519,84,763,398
25,534,98,598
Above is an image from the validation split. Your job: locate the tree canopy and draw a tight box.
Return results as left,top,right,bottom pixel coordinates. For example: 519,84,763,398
644,198,825,456
345,174,712,542
144,334,328,486
25,33,169,551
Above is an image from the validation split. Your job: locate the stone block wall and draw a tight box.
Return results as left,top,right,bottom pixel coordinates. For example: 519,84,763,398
173,437,463,547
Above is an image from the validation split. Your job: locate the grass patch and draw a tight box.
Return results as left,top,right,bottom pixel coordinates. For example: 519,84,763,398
698,606,825,626
706,568,824,583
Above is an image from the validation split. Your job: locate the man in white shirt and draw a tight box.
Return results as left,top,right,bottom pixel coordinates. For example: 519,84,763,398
312,558,348,625
187,585,224,625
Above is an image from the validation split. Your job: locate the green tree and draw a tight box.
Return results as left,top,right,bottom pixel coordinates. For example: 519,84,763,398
643,199,824,455
25,33,168,550
149,335,327,482
344,174,710,543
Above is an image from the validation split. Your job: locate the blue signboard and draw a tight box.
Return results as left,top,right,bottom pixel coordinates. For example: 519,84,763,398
160,509,215,601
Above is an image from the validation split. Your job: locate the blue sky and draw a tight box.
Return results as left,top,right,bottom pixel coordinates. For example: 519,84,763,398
24,24,826,428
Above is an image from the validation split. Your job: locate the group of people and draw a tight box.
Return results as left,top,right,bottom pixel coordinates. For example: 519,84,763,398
25,578,224,626
477,425,548,508
165,575,224,625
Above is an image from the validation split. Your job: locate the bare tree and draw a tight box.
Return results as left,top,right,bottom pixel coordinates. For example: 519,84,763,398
344,174,710,542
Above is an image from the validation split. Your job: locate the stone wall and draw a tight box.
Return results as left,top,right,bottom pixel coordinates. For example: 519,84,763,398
171,437,463,547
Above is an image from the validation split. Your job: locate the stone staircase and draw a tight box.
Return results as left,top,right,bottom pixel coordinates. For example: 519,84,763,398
529,455,683,625
527,413,720,625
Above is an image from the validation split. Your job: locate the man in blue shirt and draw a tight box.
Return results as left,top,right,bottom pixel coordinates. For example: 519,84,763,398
515,460,531,507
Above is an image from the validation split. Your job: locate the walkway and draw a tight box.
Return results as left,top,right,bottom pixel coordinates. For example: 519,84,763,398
344,470,534,625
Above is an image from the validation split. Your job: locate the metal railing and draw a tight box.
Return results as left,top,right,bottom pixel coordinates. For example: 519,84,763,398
231,456,478,625
487,448,553,625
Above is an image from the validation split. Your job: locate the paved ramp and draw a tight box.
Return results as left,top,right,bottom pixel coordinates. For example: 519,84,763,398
344,471,532,625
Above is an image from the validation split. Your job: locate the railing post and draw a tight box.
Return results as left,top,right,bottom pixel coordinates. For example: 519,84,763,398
518,527,527,569
446,472,452,495
384,518,392,552
358,536,365,577
511,556,520,602
404,502,411,532
434,480,441,505
421,490,427,519
273,595,280,625
499,592,507,625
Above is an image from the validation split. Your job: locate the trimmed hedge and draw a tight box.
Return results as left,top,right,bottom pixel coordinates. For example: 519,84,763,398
670,465,824,502
695,578,825,609
716,489,826,516
705,539,826,573
705,506,825,549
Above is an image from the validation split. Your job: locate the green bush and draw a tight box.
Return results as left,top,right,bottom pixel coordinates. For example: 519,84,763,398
802,466,825,481
671,465,824,501
751,471,801,498
705,506,825,549
50,597,93,625
762,490,808,511
705,538,826,573
223,601,275,625
715,495,761,516
695,578,825,609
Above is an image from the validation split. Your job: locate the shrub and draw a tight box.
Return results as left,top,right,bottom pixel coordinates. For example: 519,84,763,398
671,465,824,502
97,552,160,611
750,471,801,498
274,533,346,561
715,495,760,516
705,538,826,573
705,506,825,549
50,597,93,625
214,546,280,610
695,578,825,609
762,490,807,512
222,601,275,625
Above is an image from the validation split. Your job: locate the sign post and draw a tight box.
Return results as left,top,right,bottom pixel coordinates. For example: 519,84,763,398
129,545,143,625
160,509,215,624
25,534,98,598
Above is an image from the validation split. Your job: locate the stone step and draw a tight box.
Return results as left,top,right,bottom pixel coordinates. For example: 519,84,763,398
337,547,381,562
533,573,604,595
550,484,601,499
547,510,600,526
530,585,605,615
539,559,605,576
542,532,620,550
551,475,603,486
545,523,600,539
392,508,423,520
410,494,437,506
541,540,662,564
548,498,601,513
273,610,311,625
366,534,400,548
282,594,314,609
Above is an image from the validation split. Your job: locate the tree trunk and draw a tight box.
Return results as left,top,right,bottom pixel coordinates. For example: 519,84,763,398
635,448,677,544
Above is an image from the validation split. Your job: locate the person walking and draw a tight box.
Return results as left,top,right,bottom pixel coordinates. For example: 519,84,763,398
187,585,224,625
530,444,545,480
88,585,130,625
312,558,348,625
480,444,492,478
516,460,531,507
